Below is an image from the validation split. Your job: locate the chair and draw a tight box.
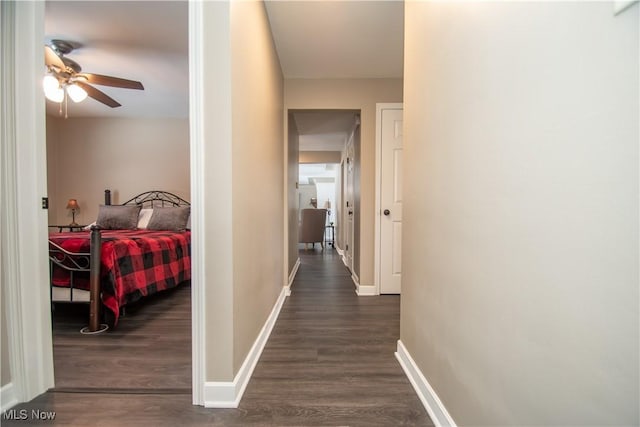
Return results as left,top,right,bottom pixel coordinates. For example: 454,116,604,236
299,208,328,249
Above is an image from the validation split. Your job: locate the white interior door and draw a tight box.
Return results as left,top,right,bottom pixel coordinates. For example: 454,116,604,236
380,108,403,294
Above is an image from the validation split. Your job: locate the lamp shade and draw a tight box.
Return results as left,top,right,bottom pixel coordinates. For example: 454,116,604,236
66,199,80,210
43,75,59,92
67,84,88,103
43,75,64,103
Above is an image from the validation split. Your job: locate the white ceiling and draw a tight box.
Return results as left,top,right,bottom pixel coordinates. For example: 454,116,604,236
43,0,404,132
293,110,359,151
299,134,347,152
265,1,404,79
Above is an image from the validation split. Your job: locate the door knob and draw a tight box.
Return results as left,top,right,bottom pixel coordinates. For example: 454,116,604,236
383,209,390,216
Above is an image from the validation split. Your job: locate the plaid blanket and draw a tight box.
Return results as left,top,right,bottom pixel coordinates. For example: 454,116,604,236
50,230,191,324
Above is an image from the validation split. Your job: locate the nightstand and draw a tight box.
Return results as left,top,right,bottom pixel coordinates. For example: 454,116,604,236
49,224,87,232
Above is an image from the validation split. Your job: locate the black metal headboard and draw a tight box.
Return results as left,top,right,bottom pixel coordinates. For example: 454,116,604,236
104,189,190,207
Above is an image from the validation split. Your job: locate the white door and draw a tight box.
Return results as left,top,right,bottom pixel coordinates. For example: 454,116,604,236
380,108,403,294
344,140,355,271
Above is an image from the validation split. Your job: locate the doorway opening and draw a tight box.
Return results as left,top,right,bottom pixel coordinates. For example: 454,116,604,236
287,109,361,288
298,163,338,249
44,1,192,394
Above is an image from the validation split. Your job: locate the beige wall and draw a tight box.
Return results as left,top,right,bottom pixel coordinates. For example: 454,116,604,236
299,151,341,164
402,2,639,425
285,79,403,285
231,0,284,374
288,114,300,273
46,118,60,225
46,116,190,225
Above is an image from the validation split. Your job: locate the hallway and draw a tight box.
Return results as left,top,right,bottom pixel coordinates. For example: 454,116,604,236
3,248,430,426
240,247,431,424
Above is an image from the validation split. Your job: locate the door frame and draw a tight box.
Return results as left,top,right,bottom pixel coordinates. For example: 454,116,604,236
3,1,206,407
343,130,355,274
1,1,54,407
374,103,403,296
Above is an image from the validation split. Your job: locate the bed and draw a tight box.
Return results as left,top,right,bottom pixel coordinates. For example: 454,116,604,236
48,190,191,333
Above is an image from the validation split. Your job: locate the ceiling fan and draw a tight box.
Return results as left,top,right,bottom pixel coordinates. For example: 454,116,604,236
44,39,144,109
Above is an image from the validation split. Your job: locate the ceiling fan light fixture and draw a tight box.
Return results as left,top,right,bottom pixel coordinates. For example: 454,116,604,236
67,83,88,103
43,74,59,92
43,76,64,103
44,41,144,110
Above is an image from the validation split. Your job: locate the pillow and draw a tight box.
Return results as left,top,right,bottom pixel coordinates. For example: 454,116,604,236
95,205,141,230
146,206,191,232
88,208,152,230
137,208,154,229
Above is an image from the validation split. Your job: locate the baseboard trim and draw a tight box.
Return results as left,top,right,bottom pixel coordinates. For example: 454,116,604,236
351,273,378,296
349,271,359,292
351,271,361,287
395,340,457,427
1,382,18,413
203,287,286,408
285,257,300,296
355,283,377,296
337,247,348,268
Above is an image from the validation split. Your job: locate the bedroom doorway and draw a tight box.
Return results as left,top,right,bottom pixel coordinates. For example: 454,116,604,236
43,1,192,395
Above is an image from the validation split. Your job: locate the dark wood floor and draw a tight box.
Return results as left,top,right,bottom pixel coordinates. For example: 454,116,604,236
5,248,431,426
51,284,192,392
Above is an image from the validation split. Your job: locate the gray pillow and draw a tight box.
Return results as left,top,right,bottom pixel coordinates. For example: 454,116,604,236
147,207,191,232
95,205,141,230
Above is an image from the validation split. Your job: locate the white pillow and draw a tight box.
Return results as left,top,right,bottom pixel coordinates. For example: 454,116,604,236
83,222,96,230
137,208,154,229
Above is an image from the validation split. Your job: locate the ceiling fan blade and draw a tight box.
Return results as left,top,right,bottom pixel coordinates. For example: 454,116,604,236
44,45,65,70
79,73,144,90
76,81,121,108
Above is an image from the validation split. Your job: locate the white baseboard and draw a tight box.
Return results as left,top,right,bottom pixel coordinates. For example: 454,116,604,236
355,283,377,296
285,257,300,296
336,247,348,267
351,271,360,287
1,382,18,413
395,340,457,427
351,273,378,295
203,287,286,408
349,271,359,291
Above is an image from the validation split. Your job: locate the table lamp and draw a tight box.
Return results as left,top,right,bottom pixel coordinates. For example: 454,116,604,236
66,198,80,226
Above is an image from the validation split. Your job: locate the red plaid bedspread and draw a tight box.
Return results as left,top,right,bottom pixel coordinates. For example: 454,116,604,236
49,230,191,324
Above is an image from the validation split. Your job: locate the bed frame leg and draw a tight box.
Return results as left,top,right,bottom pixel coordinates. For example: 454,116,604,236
82,227,108,334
